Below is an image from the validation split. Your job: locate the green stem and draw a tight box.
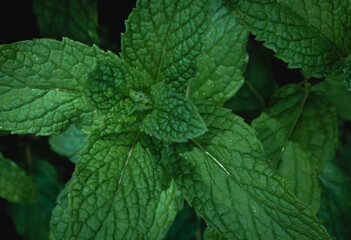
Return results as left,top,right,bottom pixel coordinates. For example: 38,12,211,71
245,80,265,109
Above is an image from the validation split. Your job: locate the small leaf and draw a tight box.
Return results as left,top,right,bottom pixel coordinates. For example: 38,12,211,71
251,84,338,213
172,104,331,239
0,153,37,203
83,59,150,114
0,38,117,135
33,0,99,45
122,0,211,92
67,125,182,239
49,124,88,164
189,0,249,104
10,158,63,240
141,83,207,143
225,0,351,78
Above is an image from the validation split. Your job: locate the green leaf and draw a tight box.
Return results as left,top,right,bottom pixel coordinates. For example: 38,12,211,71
141,83,207,143
0,153,37,203
10,158,63,240
172,104,331,240
67,125,182,239
189,0,248,104
49,124,88,164
83,59,151,115
224,39,277,120
0,38,117,135
121,0,210,92
251,84,338,213
318,158,351,240
49,179,72,240
314,74,351,121
225,0,351,79
33,0,99,45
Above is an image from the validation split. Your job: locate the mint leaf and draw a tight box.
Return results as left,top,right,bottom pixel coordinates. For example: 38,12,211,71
189,0,248,104
314,74,351,121
121,0,210,92
49,180,71,240
0,38,117,135
10,158,63,240
67,125,182,239
141,83,207,142
83,59,151,115
172,104,331,239
225,0,351,79
49,124,88,164
0,153,37,203
318,158,351,240
251,84,338,213
33,0,99,45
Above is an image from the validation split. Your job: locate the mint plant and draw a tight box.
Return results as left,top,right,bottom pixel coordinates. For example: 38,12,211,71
0,0,351,239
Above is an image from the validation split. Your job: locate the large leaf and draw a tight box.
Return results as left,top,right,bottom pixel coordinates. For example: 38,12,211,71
141,83,207,143
189,0,248,104
10,159,63,240
0,38,117,135
0,153,37,203
172,104,331,239
121,0,210,92
33,0,99,45
317,158,351,240
66,125,183,239
225,0,351,80
251,84,338,213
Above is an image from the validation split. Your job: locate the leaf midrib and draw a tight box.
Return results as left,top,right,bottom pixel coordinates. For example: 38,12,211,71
155,0,179,84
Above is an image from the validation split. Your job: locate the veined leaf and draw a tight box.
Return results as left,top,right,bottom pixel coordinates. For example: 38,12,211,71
251,84,338,213
121,0,210,92
141,83,207,143
10,158,63,240
83,59,151,115
0,38,117,135
189,0,248,104
67,125,182,239
318,158,351,240
33,0,99,45
172,104,331,239
225,0,351,80
0,153,37,203
49,124,88,164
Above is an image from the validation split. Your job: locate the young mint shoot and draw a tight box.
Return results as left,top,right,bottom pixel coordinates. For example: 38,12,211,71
1,0,351,239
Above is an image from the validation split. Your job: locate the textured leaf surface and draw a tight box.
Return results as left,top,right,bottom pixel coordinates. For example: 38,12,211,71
172,105,331,239
189,0,248,104
141,83,207,142
49,180,70,240
0,153,36,203
49,124,88,164
317,158,351,240
122,0,210,91
225,0,351,78
0,38,117,135
67,126,182,240
83,60,151,114
33,0,99,45
10,159,63,240
252,84,338,213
